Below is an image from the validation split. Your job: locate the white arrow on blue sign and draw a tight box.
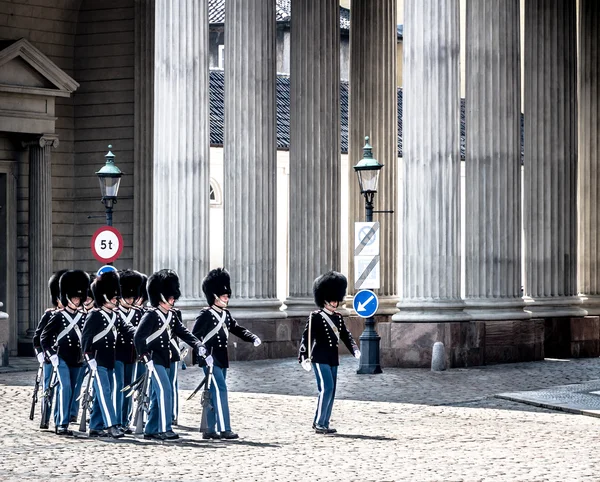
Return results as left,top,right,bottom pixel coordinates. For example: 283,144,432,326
353,289,379,318
97,265,118,277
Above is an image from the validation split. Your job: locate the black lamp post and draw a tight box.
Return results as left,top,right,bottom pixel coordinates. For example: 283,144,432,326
353,136,383,375
95,145,122,227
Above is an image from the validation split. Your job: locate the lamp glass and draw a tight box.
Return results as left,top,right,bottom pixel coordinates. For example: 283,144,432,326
98,175,121,198
356,169,381,193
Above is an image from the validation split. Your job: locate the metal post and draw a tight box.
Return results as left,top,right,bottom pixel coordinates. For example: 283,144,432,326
105,205,113,227
357,190,382,374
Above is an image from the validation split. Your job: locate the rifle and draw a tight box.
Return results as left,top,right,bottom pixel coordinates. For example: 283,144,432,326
199,363,214,434
133,368,151,435
78,368,95,432
29,363,44,420
40,365,58,429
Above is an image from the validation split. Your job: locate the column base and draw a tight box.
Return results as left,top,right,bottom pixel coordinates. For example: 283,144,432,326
174,298,210,326
283,296,316,317
226,298,287,320
375,295,400,316
579,295,600,316
464,297,531,320
392,299,470,322
524,296,587,317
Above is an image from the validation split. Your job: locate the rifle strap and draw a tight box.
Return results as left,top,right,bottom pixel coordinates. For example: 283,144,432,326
92,310,116,344
146,310,171,345
56,311,83,344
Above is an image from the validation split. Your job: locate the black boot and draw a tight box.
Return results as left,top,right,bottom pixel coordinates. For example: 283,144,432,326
202,432,221,440
143,432,167,441
56,425,73,436
220,430,239,440
107,426,125,439
89,429,108,438
164,430,179,440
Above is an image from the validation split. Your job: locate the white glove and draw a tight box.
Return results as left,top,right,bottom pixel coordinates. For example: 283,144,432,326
254,337,262,347
146,360,155,373
36,352,45,364
49,354,59,367
197,345,207,357
204,355,214,367
354,350,361,359
87,358,98,372
301,358,312,372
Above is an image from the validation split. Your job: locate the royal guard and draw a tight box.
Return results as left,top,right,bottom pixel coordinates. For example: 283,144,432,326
134,269,209,441
32,269,67,429
192,268,262,440
40,270,90,435
114,269,145,431
298,271,360,434
82,273,96,314
81,270,135,439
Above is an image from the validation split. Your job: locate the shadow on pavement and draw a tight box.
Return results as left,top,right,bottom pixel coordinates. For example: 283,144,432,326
329,433,396,442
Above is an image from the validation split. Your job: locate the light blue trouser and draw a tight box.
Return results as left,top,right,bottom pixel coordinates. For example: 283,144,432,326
69,367,85,421
312,363,338,428
54,358,82,427
90,366,117,431
169,361,179,422
145,364,173,435
42,363,53,425
112,361,135,426
202,365,230,433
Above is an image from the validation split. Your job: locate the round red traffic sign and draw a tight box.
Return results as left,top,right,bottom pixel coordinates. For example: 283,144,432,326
91,226,123,263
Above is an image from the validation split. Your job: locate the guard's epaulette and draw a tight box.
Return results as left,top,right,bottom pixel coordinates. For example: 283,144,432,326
45,308,54,313
311,310,320,315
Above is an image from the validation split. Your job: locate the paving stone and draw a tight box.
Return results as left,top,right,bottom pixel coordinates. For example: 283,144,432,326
2,356,600,480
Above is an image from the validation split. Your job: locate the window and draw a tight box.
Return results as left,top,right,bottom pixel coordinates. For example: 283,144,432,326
218,45,225,69
210,178,222,205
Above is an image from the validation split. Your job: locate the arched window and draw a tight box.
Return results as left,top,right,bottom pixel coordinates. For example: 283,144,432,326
210,178,222,205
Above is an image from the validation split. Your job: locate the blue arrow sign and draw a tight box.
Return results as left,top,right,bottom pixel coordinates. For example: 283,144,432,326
97,265,118,277
353,289,379,318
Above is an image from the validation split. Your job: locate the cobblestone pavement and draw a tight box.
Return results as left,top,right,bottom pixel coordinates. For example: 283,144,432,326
2,356,600,481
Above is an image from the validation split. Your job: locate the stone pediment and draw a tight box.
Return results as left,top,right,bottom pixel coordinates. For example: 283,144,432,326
0,38,79,97
0,38,79,134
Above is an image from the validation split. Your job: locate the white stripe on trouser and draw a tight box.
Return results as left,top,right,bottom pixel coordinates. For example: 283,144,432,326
55,367,65,425
152,370,167,433
315,363,325,425
112,371,117,413
95,371,114,428
172,362,178,420
211,374,226,432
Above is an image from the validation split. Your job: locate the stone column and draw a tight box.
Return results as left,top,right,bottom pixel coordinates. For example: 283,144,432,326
524,0,583,317
24,135,58,337
133,0,155,276
286,0,341,316
348,0,398,314
464,0,528,320
393,0,468,321
153,0,210,319
224,0,284,318
578,0,600,314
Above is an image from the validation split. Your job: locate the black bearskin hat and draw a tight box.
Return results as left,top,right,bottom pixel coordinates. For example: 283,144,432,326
138,273,148,303
313,270,347,308
147,269,181,307
59,270,91,307
202,268,231,306
119,269,144,300
91,270,121,307
48,269,68,307
86,273,96,300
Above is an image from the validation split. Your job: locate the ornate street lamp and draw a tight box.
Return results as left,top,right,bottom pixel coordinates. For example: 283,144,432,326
353,136,384,374
353,136,383,223
95,145,122,227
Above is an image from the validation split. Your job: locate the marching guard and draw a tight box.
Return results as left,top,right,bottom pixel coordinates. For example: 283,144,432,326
134,269,209,441
81,270,135,438
298,271,360,434
114,269,145,431
32,269,67,429
40,270,90,435
192,268,262,440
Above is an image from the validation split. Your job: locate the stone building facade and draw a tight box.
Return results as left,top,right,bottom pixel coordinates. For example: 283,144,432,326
0,0,599,368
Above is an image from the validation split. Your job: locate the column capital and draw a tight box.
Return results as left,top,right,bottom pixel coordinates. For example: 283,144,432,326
22,134,59,149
